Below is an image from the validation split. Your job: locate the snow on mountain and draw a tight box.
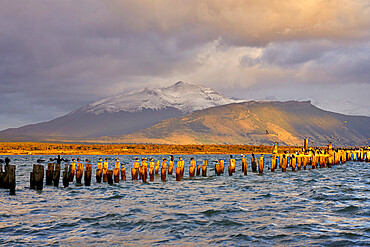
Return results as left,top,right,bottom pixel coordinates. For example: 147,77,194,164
311,99,370,117
79,81,241,115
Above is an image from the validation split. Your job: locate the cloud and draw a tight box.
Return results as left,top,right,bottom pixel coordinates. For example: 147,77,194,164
0,0,369,129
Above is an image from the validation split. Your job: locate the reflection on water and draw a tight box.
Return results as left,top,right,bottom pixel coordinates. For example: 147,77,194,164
0,154,369,246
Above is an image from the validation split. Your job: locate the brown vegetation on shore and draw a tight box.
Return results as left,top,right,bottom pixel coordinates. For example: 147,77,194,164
0,142,302,155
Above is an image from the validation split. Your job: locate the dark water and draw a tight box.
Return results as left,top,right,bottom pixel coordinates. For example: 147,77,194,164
0,154,369,246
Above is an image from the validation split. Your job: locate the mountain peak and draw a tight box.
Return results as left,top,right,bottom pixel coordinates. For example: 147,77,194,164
80,81,240,115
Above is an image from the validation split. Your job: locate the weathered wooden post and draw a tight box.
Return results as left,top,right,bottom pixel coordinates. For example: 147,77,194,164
69,159,76,182
281,154,287,172
296,155,302,170
76,159,83,184
84,162,92,186
178,157,185,178
107,170,113,184
291,155,296,171
241,155,247,174
202,160,207,177
34,164,44,190
121,164,126,181
230,155,235,173
141,158,148,183
215,161,221,176
114,158,120,183
189,158,196,177
46,163,54,185
149,158,155,181
7,165,16,195
132,157,139,181
62,164,69,188
258,155,264,174
251,153,257,172
220,160,225,174
96,158,103,183
161,159,167,182
271,155,276,172
176,166,181,181
155,160,160,175
53,163,61,187
168,156,174,175
196,163,201,176
103,158,109,182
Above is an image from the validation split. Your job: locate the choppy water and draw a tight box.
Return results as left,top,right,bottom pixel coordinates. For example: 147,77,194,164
0,154,369,246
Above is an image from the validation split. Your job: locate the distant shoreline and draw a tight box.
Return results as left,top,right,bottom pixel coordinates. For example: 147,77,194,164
0,142,304,155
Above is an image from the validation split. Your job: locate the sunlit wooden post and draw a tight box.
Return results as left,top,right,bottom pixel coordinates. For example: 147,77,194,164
141,158,148,183
202,160,207,177
114,158,120,183
69,159,76,182
6,165,16,195
149,158,155,181
161,159,167,182
281,154,287,172
271,155,276,172
168,156,174,175
96,158,103,183
241,155,247,174
258,155,264,174
76,159,83,184
230,155,235,174
189,158,196,177
155,160,160,175
220,160,225,174
291,154,296,171
103,158,109,182
132,158,139,180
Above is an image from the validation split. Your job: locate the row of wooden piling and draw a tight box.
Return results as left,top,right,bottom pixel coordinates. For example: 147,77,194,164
2,145,367,193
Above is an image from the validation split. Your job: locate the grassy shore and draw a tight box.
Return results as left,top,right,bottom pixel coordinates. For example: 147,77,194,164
0,142,303,155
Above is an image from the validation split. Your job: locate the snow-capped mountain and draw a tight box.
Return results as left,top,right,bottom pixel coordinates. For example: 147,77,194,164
0,81,240,138
78,81,239,115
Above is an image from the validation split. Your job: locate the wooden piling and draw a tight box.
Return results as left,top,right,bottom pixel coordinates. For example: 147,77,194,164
161,160,167,182
196,164,201,176
168,160,174,175
53,163,61,187
251,156,257,172
149,163,154,181
0,164,4,188
271,156,276,172
121,165,126,181
155,160,160,175
220,160,225,174
63,164,69,188
96,169,102,183
69,160,76,182
215,162,221,176
114,168,120,183
132,159,139,180
242,156,247,173
189,159,196,177
291,155,296,171
176,167,181,181
107,170,113,184
46,163,54,185
281,155,287,172
202,160,207,177
84,163,92,186
33,164,44,190
258,155,264,174
7,165,16,195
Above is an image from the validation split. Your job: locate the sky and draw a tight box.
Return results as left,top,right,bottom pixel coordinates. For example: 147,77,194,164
1,0,370,130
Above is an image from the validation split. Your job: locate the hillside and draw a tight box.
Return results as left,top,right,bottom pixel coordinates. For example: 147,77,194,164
104,101,370,146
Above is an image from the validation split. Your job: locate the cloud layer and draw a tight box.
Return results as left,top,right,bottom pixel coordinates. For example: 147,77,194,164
1,0,369,129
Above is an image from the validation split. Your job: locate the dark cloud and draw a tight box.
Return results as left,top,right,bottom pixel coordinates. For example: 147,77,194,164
0,0,369,130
